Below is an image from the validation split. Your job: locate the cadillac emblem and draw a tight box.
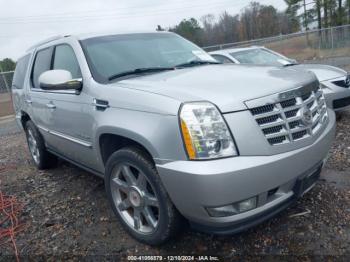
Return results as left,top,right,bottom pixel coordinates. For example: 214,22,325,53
301,106,313,126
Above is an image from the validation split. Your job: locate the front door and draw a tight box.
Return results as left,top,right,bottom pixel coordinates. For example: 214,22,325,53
43,44,98,170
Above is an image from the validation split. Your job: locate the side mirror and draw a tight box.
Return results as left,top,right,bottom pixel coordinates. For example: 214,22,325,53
39,70,82,91
289,58,298,64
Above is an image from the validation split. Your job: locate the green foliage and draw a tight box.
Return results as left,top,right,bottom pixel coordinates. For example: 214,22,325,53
156,25,165,31
0,58,16,72
285,0,350,30
169,18,203,45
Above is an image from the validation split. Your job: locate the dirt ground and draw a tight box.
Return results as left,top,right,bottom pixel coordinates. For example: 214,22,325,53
0,93,14,117
0,111,350,261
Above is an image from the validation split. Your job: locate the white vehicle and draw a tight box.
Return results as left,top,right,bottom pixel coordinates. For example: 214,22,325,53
210,46,350,111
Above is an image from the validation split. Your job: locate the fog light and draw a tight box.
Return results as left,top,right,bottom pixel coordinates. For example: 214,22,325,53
207,205,237,217
206,197,258,217
238,197,257,212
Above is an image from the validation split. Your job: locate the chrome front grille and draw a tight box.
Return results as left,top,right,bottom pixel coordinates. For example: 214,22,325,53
250,88,328,146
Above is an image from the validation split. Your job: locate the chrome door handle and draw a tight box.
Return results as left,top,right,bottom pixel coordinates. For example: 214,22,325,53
93,98,109,111
46,103,56,109
25,99,32,104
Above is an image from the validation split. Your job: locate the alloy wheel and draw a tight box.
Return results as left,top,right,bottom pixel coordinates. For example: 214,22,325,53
27,129,40,164
110,163,160,234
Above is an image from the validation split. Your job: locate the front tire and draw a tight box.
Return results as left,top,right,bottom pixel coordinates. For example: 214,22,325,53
24,120,57,170
105,147,183,245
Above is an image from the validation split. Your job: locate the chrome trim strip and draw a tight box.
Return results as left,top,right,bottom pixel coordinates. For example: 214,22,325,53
37,124,49,133
30,89,78,95
37,125,92,148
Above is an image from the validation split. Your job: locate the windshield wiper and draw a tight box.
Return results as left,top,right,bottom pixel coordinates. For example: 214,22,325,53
175,60,221,68
283,63,299,67
108,67,175,81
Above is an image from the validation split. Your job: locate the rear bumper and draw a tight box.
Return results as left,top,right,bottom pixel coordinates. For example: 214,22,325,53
156,110,335,233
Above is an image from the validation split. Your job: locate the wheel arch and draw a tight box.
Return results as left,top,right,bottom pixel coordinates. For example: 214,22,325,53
19,110,31,128
97,127,158,166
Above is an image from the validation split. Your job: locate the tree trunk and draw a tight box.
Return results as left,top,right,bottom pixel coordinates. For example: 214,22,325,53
348,0,350,23
303,0,309,30
324,0,329,28
316,0,322,29
338,0,342,25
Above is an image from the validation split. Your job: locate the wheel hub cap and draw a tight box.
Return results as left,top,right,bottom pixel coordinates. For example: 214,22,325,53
129,187,143,207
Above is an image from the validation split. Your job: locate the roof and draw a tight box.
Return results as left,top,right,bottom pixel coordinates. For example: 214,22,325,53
209,46,263,55
76,30,170,40
25,30,172,52
26,35,66,52
26,30,171,53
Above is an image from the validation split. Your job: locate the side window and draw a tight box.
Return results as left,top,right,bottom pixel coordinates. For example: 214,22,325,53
31,47,53,89
212,54,234,64
12,54,30,89
53,45,82,79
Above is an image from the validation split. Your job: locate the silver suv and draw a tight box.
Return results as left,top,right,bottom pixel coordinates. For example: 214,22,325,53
12,32,335,245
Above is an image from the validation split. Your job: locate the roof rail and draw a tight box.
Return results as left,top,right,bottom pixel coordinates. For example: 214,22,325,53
26,35,65,52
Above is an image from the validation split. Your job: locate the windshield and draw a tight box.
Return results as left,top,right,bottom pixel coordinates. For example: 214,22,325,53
230,48,292,66
80,33,216,83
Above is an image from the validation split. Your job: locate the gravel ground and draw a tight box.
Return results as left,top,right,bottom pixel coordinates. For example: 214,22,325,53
0,113,350,261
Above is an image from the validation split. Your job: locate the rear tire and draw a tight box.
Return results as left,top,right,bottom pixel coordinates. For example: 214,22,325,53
24,120,57,170
105,146,183,245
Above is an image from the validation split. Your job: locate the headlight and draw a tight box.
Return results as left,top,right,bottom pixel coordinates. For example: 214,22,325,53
320,82,329,89
179,102,238,160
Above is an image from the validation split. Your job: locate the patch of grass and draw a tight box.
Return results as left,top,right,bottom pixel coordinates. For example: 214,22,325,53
265,33,350,61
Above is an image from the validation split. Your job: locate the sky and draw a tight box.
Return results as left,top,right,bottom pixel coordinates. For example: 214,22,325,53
0,0,287,60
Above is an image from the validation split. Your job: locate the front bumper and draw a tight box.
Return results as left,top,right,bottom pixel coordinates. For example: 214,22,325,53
322,81,350,110
156,110,336,234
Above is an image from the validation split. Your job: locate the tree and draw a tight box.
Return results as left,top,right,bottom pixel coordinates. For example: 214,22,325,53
240,2,261,40
0,58,16,72
156,25,165,31
335,0,346,25
169,18,203,45
216,12,240,43
315,0,323,29
159,1,302,47
200,14,216,45
257,5,279,37
284,0,302,32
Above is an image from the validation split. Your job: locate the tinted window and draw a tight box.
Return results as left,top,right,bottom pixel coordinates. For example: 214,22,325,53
31,47,53,88
211,54,234,64
12,54,30,89
53,45,81,79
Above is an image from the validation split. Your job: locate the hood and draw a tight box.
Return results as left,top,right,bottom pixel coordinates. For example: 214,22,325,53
292,64,347,82
115,64,318,113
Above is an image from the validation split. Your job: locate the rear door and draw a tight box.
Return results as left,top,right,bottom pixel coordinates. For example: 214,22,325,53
11,54,31,126
28,47,55,144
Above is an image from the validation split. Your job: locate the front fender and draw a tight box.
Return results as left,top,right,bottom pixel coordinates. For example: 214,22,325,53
94,107,187,166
